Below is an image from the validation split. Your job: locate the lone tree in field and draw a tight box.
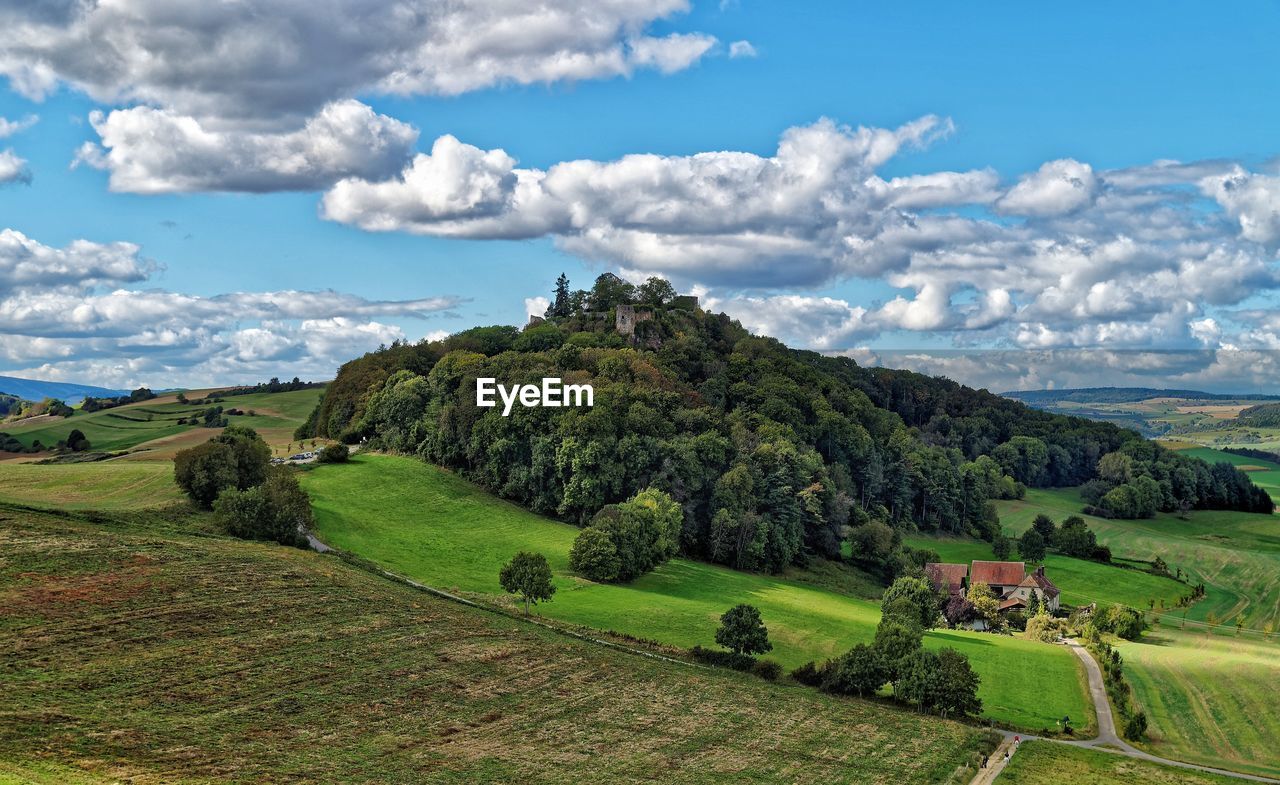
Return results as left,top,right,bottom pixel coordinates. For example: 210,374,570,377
499,551,556,615
715,604,772,657
1018,527,1046,561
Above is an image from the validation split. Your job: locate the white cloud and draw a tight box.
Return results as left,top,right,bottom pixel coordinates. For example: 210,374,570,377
0,114,37,138
1201,167,1280,249
728,40,758,59
0,149,30,184
0,228,463,387
73,100,418,193
996,159,1097,216
525,296,551,320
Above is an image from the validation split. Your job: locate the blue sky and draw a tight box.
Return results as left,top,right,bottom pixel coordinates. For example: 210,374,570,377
1,1,1279,391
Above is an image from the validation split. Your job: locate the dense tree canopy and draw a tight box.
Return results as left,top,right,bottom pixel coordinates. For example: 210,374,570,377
296,273,1272,582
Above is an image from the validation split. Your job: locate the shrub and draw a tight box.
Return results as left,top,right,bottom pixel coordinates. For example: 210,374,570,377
689,645,754,671
821,643,887,697
790,661,823,686
751,659,783,681
213,468,312,546
317,443,350,463
174,441,239,508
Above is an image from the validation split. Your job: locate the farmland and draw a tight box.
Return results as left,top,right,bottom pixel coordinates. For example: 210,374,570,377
0,505,993,784
0,461,182,510
1115,626,1280,779
0,388,324,457
999,741,1247,785
303,454,1094,733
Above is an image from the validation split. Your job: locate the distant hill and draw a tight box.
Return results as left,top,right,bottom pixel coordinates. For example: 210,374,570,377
0,375,129,404
1003,387,1280,405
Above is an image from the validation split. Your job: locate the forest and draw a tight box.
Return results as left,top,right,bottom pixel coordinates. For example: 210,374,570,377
295,274,1273,580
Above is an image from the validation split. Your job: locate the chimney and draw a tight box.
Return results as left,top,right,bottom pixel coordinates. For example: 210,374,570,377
1034,566,1045,578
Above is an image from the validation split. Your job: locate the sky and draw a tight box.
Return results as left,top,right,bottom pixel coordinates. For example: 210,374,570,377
1,1,1279,393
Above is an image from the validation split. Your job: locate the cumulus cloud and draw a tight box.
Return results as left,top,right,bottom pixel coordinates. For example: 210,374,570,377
996,159,1097,216
728,40,758,58
0,148,30,184
0,228,463,387
72,101,419,193
1201,168,1280,249
525,296,551,320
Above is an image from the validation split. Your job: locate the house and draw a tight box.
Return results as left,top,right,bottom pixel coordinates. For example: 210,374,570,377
971,561,1061,614
925,562,969,596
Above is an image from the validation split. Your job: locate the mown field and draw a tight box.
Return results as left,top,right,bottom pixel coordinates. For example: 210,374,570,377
902,535,1186,612
0,461,183,510
303,454,1093,733
1178,446,1280,498
1115,626,1280,779
0,388,324,457
0,506,994,784
998,741,1247,785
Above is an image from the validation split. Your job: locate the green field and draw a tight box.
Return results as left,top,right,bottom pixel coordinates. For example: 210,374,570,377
0,388,323,456
1115,626,1280,779
903,535,1186,612
1178,446,1280,497
0,461,184,510
303,454,1093,733
0,506,993,784
996,488,1280,631
999,741,1246,785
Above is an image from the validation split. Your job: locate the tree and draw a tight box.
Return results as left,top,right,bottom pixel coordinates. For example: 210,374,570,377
991,531,1012,560
1018,527,1046,561
1027,589,1042,617
931,647,982,718
211,425,272,489
588,273,636,311
880,576,941,630
65,428,90,452
569,526,621,582
1055,516,1098,558
1031,513,1056,544
587,488,682,581
213,468,312,546
715,604,772,656
499,551,556,615
174,441,239,508
636,276,677,305
966,581,1002,631
547,272,572,318
822,643,886,697
874,619,923,692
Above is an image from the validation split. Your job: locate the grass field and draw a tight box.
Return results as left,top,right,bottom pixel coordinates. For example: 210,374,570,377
0,506,993,784
902,535,1186,612
996,488,1280,631
0,461,184,510
0,388,323,457
1115,626,1280,779
302,454,1093,733
999,741,1246,784
1178,446,1280,498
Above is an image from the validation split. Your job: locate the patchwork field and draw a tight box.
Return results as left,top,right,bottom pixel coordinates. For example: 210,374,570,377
999,741,1247,785
1115,626,1280,779
303,454,1093,733
0,388,324,458
0,506,993,784
903,535,1187,612
1177,447,1280,498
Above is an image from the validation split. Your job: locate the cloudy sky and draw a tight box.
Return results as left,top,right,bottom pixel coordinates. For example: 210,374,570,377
1,1,1279,392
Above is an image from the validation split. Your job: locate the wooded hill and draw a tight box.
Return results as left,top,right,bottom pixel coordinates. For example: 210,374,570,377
296,274,1273,578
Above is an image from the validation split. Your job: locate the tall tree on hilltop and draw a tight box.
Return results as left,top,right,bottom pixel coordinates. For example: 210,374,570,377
547,272,572,318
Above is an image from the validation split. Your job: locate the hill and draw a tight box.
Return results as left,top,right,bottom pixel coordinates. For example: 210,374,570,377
297,274,1272,579
1003,387,1280,406
0,504,994,784
0,375,127,404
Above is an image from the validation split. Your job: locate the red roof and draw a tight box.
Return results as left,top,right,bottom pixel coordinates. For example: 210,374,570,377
1030,565,1060,598
925,563,968,593
1000,596,1028,611
970,561,1026,587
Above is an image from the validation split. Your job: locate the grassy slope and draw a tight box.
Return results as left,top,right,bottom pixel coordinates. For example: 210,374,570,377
999,741,1245,785
0,388,323,456
1179,446,1280,497
0,461,183,510
902,536,1186,611
996,487,1280,778
1115,626,1280,779
303,454,1092,733
0,507,990,785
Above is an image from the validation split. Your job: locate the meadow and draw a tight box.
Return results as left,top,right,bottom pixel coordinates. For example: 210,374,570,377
0,461,183,510
1115,626,1280,779
0,388,324,457
0,505,993,784
303,454,1094,733
902,535,1186,612
999,741,1247,785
